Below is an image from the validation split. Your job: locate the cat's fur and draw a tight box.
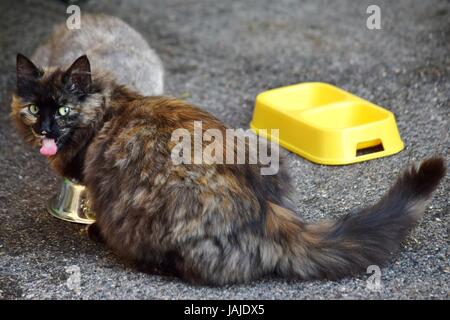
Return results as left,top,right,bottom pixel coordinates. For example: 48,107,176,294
11,54,446,286
32,14,163,96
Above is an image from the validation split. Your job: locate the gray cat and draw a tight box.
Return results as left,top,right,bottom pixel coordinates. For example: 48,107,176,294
32,14,164,96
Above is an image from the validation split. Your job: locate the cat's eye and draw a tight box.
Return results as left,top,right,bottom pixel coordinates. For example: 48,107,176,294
28,104,39,115
58,106,71,116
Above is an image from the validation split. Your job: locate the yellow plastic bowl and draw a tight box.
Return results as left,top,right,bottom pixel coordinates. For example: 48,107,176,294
250,82,404,165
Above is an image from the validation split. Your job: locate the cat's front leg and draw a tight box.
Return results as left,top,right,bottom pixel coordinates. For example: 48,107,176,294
86,223,104,243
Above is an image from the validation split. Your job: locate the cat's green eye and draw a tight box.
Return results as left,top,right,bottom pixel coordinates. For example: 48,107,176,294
58,106,71,116
28,104,39,115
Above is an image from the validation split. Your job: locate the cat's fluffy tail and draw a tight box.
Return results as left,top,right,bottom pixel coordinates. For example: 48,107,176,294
269,157,446,280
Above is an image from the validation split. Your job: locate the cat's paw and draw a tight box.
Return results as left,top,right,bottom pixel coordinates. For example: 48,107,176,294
87,223,104,243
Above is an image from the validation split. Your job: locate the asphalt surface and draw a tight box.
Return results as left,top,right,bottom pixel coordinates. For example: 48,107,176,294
0,0,449,300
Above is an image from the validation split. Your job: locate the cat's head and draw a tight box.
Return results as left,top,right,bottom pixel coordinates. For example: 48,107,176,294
11,54,103,157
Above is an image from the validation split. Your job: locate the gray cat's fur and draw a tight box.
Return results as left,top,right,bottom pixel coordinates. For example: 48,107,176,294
32,14,164,96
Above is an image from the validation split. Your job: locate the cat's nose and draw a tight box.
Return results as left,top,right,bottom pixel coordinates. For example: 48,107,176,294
40,120,52,136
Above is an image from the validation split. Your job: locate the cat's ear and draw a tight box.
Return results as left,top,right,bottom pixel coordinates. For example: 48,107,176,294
64,55,92,93
16,53,42,89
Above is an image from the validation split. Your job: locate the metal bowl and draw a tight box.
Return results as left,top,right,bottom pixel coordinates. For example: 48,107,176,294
47,179,96,224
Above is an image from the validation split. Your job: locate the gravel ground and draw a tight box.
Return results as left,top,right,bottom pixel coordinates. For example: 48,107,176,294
0,0,449,300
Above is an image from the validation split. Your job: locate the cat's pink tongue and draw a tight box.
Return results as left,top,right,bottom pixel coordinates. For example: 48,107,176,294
40,138,58,157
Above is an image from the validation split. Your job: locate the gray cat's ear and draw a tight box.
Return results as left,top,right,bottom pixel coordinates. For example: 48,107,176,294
16,53,42,88
64,55,92,93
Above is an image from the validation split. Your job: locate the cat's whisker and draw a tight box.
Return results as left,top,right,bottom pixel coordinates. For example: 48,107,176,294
30,128,44,139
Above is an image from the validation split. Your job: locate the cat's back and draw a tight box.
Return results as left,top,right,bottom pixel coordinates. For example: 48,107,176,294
33,14,163,95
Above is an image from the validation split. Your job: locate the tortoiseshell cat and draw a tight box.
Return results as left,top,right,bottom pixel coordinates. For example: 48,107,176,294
11,54,446,286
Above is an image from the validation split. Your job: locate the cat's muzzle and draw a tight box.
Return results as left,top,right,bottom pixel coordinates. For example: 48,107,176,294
47,178,96,224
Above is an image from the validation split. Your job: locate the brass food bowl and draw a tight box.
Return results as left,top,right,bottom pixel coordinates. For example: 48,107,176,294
47,179,96,224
